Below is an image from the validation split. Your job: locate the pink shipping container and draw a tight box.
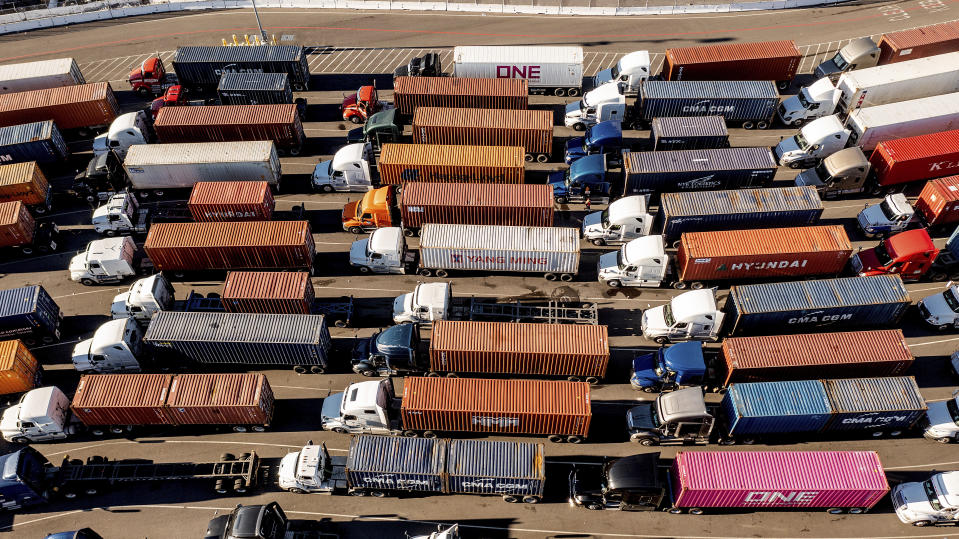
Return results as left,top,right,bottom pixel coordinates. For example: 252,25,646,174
670,451,889,512
663,40,801,87
915,175,959,227
0,82,118,130
400,183,553,231
869,129,959,188
187,181,274,222
878,21,959,65
221,271,314,314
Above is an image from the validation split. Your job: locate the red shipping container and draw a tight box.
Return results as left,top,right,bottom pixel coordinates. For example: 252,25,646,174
163,373,273,427
878,21,959,65
412,107,552,158
676,225,852,283
153,105,304,152
870,129,959,188
670,451,889,511
221,271,314,314
428,320,608,378
0,201,34,248
400,183,553,231
71,374,172,427
663,40,801,85
393,77,528,116
143,221,315,272
0,162,49,206
188,181,274,222
400,377,591,438
0,82,118,130
719,329,913,387
916,175,959,226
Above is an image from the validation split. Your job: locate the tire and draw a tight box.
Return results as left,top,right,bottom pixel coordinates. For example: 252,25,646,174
668,507,683,514
642,386,656,393
349,116,363,124
523,496,540,504
332,427,348,434
288,488,305,494
689,508,704,516
91,429,105,436
370,490,387,498
233,479,247,493
310,365,325,374
930,271,948,281
293,366,308,374
404,228,415,237
104,229,117,237
567,435,584,444
503,495,520,503
586,377,600,385
11,436,28,444
742,121,755,130
568,88,580,97
361,369,375,377
232,426,248,433
671,281,688,290
788,161,802,169
320,184,334,193
348,226,363,235
215,479,229,495
136,86,151,97
560,273,574,282
84,487,99,496
849,508,864,514
591,238,606,246
690,282,705,290
718,437,736,446
544,273,558,281
423,430,438,439
252,426,266,433
110,427,124,434
64,491,78,499
757,121,769,130
445,372,458,378
633,435,658,446
536,154,549,163
913,520,933,527
553,88,566,97
586,503,603,510
402,430,418,437
555,196,569,205
350,489,369,496
525,153,534,162
22,338,36,347
288,147,301,157
21,247,33,256
654,336,669,345
791,119,803,127
358,266,371,274
606,279,622,289
293,83,306,91
935,436,953,444
777,81,789,90
418,268,433,277
827,508,844,515
548,434,564,443
573,123,587,132
435,269,449,278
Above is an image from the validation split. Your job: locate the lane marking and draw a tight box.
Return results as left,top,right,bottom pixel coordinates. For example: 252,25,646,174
0,510,86,532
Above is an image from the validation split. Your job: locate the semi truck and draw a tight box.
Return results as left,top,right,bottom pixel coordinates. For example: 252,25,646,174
851,228,939,282
89,110,154,159
350,225,579,280
0,82,119,135
662,40,801,89
0,58,84,94
0,162,52,215
170,46,310,92
816,20,959,78
68,236,151,286
392,52,442,79
153,104,305,155
564,120,625,165
205,502,336,539
0,285,62,346
793,147,872,198
893,471,959,526
915,254,959,330
0,121,69,165
581,195,654,246
0,201,60,257
412,107,553,162
321,377,591,443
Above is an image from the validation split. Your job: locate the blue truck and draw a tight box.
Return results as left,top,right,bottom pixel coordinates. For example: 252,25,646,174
548,153,612,205
564,121,623,165
0,285,62,346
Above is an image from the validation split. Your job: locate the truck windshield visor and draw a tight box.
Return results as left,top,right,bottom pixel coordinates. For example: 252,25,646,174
879,199,899,220
873,241,893,265
923,480,943,511
945,288,959,313
832,51,849,70
794,132,810,150
609,64,620,79
797,89,811,108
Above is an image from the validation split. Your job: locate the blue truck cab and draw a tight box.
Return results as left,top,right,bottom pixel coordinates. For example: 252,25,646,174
564,121,623,165
549,153,611,205
351,323,423,377
0,447,51,510
630,341,706,393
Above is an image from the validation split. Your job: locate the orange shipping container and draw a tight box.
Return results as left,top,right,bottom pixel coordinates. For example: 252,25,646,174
163,373,274,427
393,77,528,116
71,374,172,427
915,176,959,227
153,105,304,152
0,340,41,395
663,40,801,86
0,82,118,130
0,201,34,248
412,107,552,160
378,143,525,185
878,21,959,65
400,377,591,438
428,320,608,379
400,183,553,231
188,181,274,222
221,271,314,314
0,162,49,207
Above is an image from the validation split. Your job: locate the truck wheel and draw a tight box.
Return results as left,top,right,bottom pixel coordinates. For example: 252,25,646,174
938,324,951,332
232,426,248,432
80,279,96,287
523,496,541,504
423,431,438,439
288,487,306,494
20,246,33,256
293,83,307,91
548,434,564,443
848,508,864,514
536,154,549,163
11,436,28,444
572,122,587,132
252,425,266,432
357,266,372,274
553,88,566,97
310,366,325,374
791,119,803,127
606,280,622,289
319,184,334,193
332,427,348,434
913,520,933,527
555,196,569,205
22,337,36,346
591,238,606,246
371,490,387,498
503,495,520,503
560,274,574,282
289,147,301,156
671,281,688,290
293,366,308,374
567,435,584,444
349,116,363,124
631,434,658,446
136,86,151,97
544,273,558,281
418,268,433,277
435,269,449,278
348,226,364,235
654,337,669,345
935,436,953,444
103,229,117,237
788,161,802,169
642,386,656,393
586,377,600,385
402,430,418,437
689,508,705,515
586,503,603,510
930,271,948,281
718,437,737,446
360,369,375,377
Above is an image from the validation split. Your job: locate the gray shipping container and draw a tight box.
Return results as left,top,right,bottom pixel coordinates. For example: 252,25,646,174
172,46,310,90
635,81,779,126
823,376,927,433
0,285,61,344
346,436,445,493
419,224,580,276
123,142,281,190
658,186,823,245
445,439,545,497
725,275,912,336
0,121,69,164
0,58,85,94
622,147,777,197
143,311,332,369
649,116,729,151
216,73,294,106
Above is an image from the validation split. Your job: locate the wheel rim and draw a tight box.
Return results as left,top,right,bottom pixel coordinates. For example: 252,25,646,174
608,280,621,288
252,426,266,432
233,426,248,432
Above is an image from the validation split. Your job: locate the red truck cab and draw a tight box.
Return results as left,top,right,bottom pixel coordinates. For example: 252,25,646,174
341,86,387,124
342,186,398,234
129,57,178,97
852,228,939,281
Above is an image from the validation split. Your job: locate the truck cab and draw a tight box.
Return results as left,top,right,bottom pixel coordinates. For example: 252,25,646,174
582,195,653,246
549,153,611,204
0,446,53,510
351,323,422,377
111,273,175,321
92,111,152,159
73,150,126,204
626,387,714,446
851,228,939,281
794,146,871,198
277,442,346,494
312,143,374,193
91,193,147,236
342,186,398,234
893,471,959,527
918,283,959,330
857,193,915,238
68,236,140,285
392,52,442,79
774,115,850,168
593,51,651,96
597,235,669,289
922,392,959,444
393,282,451,324
564,81,627,131
341,86,390,125
814,37,881,79
641,289,725,344
346,109,405,153
568,453,665,511
128,56,178,97
777,77,842,125
320,379,399,435
349,227,412,275
565,120,623,165
629,341,706,393
204,502,293,539
0,386,75,443
71,317,145,373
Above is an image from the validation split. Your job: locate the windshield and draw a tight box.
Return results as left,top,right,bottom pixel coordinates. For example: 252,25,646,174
879,199,900,220
948,398,959,426
923,480,943,511
663,305,675,326
944,288,959,313
564,169,572,187
17,451,47,493
832,51,849,70
794,132,810,150
873,240,894,265
797,89,811,108
813,160,831,179
601,209,610,227
610,63,620,79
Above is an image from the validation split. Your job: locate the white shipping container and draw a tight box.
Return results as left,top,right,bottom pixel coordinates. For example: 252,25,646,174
847,92,959,151
123,141,281,190
419,223,580,275
452,46,583,91
0,58,85,94
837,51,959,113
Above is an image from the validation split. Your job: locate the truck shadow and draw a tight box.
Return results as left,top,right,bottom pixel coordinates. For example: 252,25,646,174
326,518,516,539
907,353,959,389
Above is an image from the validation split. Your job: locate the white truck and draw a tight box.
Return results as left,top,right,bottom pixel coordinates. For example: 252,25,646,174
640,289,725,344
778,51,959,125
0,57,85,94
91,192,192,236
582,195,654,246
918,284,959,330
893,471,959,527
91,111,153,158
110,273,173,321
71,317,145,373
593,51,651,96
311,142,374,192
596,235,670,289
856,193,915,238
793,146,872,198
564,81,630,131
923,391,959,444
774,115,849,169
68,236,147,286
0,386,77,443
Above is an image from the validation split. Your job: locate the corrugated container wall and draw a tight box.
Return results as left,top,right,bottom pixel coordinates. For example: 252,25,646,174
725,275,911,335
451,46,583,89
0,285,60,342
622,147,778,197
670,451,889,510
822,376,926,432
878,20,959,65
649,116,729,151
722,379,833,436
0,82,118,130
663,40,801,83
720,330,913,386
221,271,314,314
0,58,84,94
152,105,304,150
0,162,49,206
659,186,823,244
676,225,852,282
143,312,331,368
0,340,40,395
71,374,172,427
172,46,309,89
143,221,315,271
393,77,529,116
419,224,579,275
869,129,959,187
216,73,293,106
400,183,553,229
0,121,69,164
123,141,281,189
916,176,959,226
164,373,274,426
412,107,552,155
346,435,445,493
637,81,779,123
400,377,591,436
444,439,546,496
378,144,525,185
0,201,34,248
188,181,274,222
847,92,959,152
428,320,609,377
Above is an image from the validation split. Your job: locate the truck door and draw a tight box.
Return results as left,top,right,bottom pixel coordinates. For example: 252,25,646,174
620,490,662,511
86,261,108,277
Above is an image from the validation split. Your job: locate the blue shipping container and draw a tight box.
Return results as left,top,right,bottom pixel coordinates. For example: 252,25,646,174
636,81,779,124
217,73,293,106
173,46,309,89
346,435,445,493
649,116,729,151
0,285,61,344
823,376,927,433
722,380,833,436
444,439,545,497
724,275,911,336
0,121,68,165
621,147,777,197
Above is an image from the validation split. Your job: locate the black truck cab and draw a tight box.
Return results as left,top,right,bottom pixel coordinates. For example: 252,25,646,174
351,323,422,377
569,453,665,511
205,502,289,539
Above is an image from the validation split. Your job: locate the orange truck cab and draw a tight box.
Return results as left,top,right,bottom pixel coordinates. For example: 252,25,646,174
342,186,399,234
129,57,179,97
342,86,388,125
851,228,940,282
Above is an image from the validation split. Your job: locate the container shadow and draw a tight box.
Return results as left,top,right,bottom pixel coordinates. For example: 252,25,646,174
327,518,516,539
310,73,394,93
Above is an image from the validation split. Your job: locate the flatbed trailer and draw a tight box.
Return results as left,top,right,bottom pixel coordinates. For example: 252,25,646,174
173,292,354,327
458,297,598,325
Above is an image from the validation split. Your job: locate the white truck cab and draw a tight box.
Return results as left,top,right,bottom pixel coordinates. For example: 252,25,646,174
893,471,959,526
320,379,398,435
0,386,76,443
111,274,175,321
857,193,915,238
92,111,151,159
582,195,654,246
68,236,140,286
777,77,842,125
91,193,148,236
72,317,145,373
593,51,651,95
814,37,881,79
393,282,451,324
277,443,343,494
564,81,627,131
918,284,959,330
774,115,850,168
641,289,725,344
794,146,871,198
597,235,669,288
312,143,374,193
350,227,408,274
923,391,959,444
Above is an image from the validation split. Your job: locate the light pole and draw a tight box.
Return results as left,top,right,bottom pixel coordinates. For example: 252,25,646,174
250,0,267,44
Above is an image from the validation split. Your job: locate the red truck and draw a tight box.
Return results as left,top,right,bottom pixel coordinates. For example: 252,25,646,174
128,56,179,97
852,228,940,282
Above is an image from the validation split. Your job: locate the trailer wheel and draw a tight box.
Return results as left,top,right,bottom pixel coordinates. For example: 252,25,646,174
912,520,933,527
544,273,558,281
741,437,757,445
525,153,535,162
848,508,864,514
423,431,438,439
110,427,125,434
63,491,78,499
871,431,884,437
536,154,549,163
91,429,105,436
586,377,600,385
310,366,325,374
568,88,580,97
233,479,248,493
567,376,581,382
690,282,704,290
289,147,302,157
232,426,249,432
671,281,688,290
85,487,99,496
220,453,236,462
293,366,308,374
930,271,948,282
689,508,704,515
548,434,564,443
332,427,348,434
445,372,458,378
288,487,305,494
523,496,541,504
567,435,584,444
214,479,229,494
827,508,844,515
418,268,433,277
435,269,449,278
503,495,520,503
654,337,669,345
350,489,369,496
742,121,755,130
21,246,33,256
252,426,266,432
668,507,684,514
553,88,567,97
718,437,737,446
757,121,769,130
402,430,418,437
426,371,441,377
560,273,574,282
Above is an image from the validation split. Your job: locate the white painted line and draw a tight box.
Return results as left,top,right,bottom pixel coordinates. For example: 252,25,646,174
438,49,453,74
41,439,308,458
0,511,86,532
31,339,80,350
583,52,601,77
887,460,959,470
311,47,343,72
908,336,959,348
328,47,366,74
358,48,389,74
370,47,401,74
53,288,125,299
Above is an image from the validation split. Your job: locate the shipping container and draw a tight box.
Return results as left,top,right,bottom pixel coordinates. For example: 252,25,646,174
378,144,525,185
0,58,84,94
834,52,959,115
71,374,172,427
412,107,553,160
722,379,833,436
0,285,61,344
400,183,553,231
187,181,274,222
916,176,959,227
153,105,304,154
393,77,528,116
635,81,779,126
0,201,34,248
172,46,310,90
163,373,274,427
428,320,609,378
346,436,445,493
418,224,579,277
0,82,118,131
869,129,959,188
663,40,801,87
143,311,332,370
878,20,959,65
216,73,294,106
659,186,823,245
143,221,315,272
123,141,281,190
649,116,729,151
719,329,914,386
221,271,314,314
846,92,959,152
622,147,777,197
400,377,591,437
675,225,852,284
0,340,41,395
452,46,583,93
822,376,926,432
445,439,546,497
725,275,911,335
669,451,889,511
0,162,50,210
0,121,69,164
